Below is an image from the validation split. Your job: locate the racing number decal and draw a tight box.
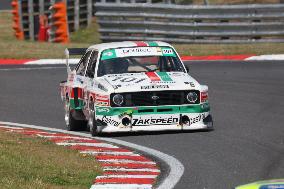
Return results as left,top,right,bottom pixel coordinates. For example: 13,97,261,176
111,77,147,83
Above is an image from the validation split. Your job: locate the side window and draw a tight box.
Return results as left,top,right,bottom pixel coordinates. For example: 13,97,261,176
86,50,98,78
76,51,92,76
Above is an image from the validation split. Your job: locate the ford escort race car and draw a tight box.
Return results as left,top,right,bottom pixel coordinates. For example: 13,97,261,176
60,41,213,136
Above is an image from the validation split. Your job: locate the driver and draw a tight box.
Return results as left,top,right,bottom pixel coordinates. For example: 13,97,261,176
114,58,129,74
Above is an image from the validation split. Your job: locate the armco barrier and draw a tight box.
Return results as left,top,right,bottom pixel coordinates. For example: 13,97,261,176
95,2,284,43
11,0,284,43
13,0,93,41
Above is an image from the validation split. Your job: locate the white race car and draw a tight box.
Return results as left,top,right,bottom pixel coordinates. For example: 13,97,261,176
60,41,213,136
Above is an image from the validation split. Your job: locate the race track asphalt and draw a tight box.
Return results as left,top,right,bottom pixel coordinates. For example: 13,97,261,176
0,61,283,189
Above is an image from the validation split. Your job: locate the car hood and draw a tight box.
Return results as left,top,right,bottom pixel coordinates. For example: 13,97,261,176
99,72,201,93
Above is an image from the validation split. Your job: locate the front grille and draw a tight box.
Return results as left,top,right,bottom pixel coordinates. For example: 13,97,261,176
110,90,200,107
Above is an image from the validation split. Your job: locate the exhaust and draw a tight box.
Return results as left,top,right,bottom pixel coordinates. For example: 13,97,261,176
181,115,190,125
121,115,132,127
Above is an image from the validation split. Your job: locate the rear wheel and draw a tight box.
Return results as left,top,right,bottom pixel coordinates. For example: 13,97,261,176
64,98,87,131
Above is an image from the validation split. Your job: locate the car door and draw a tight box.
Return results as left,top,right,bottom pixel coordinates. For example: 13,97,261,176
84,50,99,117
70,50,92,111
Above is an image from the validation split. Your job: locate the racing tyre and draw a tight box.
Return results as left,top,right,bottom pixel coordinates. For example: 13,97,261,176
88,109,101,136
204,114,214,131
65,99,87,131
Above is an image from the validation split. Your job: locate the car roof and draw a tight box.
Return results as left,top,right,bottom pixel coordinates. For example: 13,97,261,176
87,41,174,51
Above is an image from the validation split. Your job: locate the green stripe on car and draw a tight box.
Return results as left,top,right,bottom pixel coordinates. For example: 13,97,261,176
70,99,84,110
147,41,158,46
96,103,210,116
156,72,173,82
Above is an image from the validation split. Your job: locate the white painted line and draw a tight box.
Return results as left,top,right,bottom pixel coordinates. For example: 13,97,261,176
0,121,184,189
90,184,152,189
103,168,160,173
96,175,158,179
246,54,284,61
56,142,118,148
37,135,91,140
97,160,156,164
80,151,137,156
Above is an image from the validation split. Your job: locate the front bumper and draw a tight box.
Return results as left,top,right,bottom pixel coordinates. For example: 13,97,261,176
95,104,212,133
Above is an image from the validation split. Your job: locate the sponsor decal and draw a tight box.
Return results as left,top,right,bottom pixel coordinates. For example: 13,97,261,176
162,49,173,55
96,94,109,101
122,48,152,54
101,46,176,60
101,49,117,60
115,47,163,57
141,85,169,90
95,101,109,106
111,76,146,83
133,117,179,126
96,108,110,113
102,116,119,126
95,94,109,106
161,47,176,57
98,83,108,92
113,84,121,89
184,82,195,87
188,113,206,125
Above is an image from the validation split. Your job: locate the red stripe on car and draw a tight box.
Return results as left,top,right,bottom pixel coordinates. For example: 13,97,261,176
145,72,160,81
133,41,148,46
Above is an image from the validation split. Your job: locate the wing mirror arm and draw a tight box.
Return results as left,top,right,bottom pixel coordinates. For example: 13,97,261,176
65,48,71,74
185,65,190,73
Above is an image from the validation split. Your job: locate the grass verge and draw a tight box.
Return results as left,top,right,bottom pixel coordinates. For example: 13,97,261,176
0,12,284,59
0,130,102,189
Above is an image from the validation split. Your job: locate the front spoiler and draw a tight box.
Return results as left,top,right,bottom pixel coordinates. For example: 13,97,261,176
98,120,213,133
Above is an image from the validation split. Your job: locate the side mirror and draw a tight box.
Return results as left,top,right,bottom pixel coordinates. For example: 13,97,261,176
185,65,190,73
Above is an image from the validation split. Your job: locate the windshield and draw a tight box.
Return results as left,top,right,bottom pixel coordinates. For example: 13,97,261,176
97,47,185,77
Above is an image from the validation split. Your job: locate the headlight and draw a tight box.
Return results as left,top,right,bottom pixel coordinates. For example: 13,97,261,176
187,92,198,103
113,94,124,106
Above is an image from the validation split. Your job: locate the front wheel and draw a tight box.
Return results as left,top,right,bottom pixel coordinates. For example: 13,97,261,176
204,114,214,130
89,109,101,136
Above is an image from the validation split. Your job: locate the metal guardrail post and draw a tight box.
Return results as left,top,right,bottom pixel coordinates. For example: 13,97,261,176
17,0,24,38
74,0,79,31
28,0,34,40
87,0,93,26
39,0,45,15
